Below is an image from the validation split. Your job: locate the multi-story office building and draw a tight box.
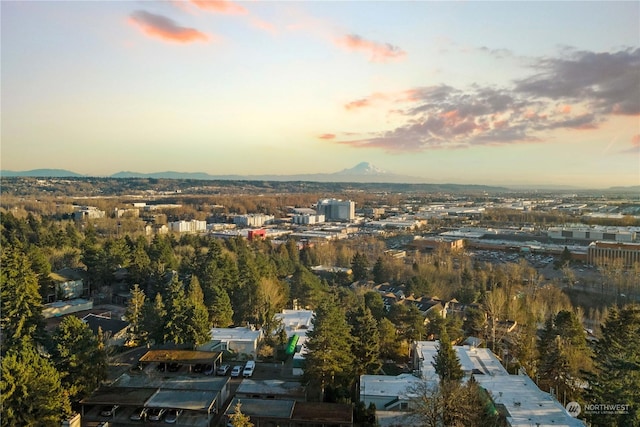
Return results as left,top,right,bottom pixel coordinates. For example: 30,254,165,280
316,199,355,222
233,214,274,228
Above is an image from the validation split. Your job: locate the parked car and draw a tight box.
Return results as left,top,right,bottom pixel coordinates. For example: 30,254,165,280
167,363,181,372
164,408,183,424
130,407,147,421
192,363,203,373
100,405,119,417
216,364,230,376
147,408,166,422
156,363,166,372
203,364,215,375
243,360,255,378
230,365,243,378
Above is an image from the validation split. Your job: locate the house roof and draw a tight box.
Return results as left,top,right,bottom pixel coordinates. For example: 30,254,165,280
82,313,128,336
291,402,353,423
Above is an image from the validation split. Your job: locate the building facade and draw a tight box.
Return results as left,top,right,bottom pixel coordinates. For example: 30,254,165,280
587,241,640,267
316,199,355,222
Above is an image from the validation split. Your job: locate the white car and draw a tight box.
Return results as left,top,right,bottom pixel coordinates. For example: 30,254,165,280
230,365,243,378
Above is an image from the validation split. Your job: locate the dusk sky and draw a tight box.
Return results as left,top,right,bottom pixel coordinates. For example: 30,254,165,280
2,1,639,188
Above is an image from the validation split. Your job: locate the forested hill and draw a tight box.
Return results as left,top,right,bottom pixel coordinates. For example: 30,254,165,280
0,176,508,197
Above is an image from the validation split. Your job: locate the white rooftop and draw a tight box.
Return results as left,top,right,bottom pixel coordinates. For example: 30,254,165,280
476,375,584,427
360,374,422,400
414,341,509,381
274,309,314,335
210,327,262,342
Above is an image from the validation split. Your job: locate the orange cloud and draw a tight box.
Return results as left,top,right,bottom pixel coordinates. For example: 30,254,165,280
129,10,209,43
318,133,336,140
632,134,640,147
190,0,247,15
559,104,572,114
336,34,406,63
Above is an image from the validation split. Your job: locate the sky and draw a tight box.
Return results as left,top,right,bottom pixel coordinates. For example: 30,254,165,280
1,1,639,188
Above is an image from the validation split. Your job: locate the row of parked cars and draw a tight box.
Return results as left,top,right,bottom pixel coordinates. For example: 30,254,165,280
100,405,182,423
216,360,255,378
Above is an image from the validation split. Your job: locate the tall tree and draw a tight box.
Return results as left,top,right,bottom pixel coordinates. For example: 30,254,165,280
1,340,71,427
584,304,640,427
1,244,45,351
432,327,463,383
304,299,355,399
208,284,234,327
351,252,370,282
124,284,146,345
164,275,189,345
185,275,212,346
141,293,166,345
349,305,381,377
51,316,107,402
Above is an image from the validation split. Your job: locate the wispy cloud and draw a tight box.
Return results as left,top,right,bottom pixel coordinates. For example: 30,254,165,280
318,133,336,140
335,34,406,63
325,48,638,152
190,0,247,15
129,10,209,43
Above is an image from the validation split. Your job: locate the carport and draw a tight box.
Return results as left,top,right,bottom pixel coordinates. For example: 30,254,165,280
146,389,220,425
79,386,156,417
139,349,223,371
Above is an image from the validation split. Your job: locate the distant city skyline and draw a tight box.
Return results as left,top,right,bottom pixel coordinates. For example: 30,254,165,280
1,1,639,188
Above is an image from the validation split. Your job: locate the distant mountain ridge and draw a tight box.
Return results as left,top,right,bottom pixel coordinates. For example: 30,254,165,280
1,168,84,178
1,164,637,191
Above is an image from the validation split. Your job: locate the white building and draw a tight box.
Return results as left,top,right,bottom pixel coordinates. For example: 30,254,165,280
233,214,275,228
168,220,207,233
547,226,635,243
292,214,325,225
274,309,315,377
360,373,422,411
202,327,263,358
316,198,355,222
73,206,105,220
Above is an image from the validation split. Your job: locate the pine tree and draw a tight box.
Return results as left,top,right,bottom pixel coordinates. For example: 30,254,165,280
124,284,146,345
432,327,463,383
351,252,370,281
304,299,355,399
164,275,189,345
349,305,381,376
141,293,166,345
185,276,212,346
584,305,640,426
51,316,107,402
1,339,72,427
1,243,45,352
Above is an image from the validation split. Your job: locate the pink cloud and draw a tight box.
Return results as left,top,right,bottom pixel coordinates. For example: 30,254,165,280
632,134,640,147
190,0,247,15
318,133,336,140
129,10,209,43
336,34,406,63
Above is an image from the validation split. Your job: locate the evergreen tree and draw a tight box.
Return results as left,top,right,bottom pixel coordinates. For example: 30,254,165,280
164,275,189,345
129,236,151,287
584,305,640,427
185,276,212,346
304,299,355,399
372,256,390,284
141,293,166,345
290,265,326,309
363,291,385,321
51,316,107,402
351,252,370,281
432,327,463,383
349,305,381,377
1,244,45,352
209,284,234,327
1,339,71,427
124,284,146,345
